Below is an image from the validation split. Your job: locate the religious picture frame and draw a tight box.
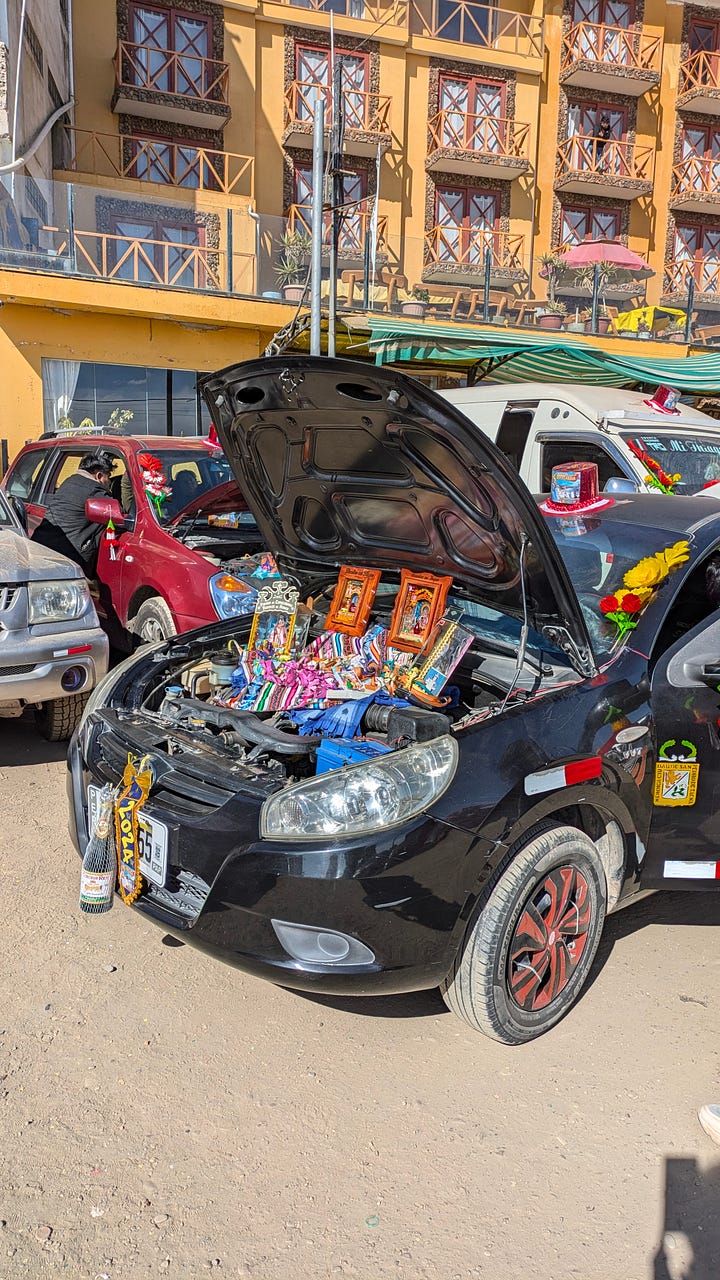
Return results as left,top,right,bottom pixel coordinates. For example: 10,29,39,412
387,570,453,654
248,578,300,657
325,566,382,638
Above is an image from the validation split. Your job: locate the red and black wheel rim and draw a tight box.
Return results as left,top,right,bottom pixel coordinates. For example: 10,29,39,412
508,866,592,1012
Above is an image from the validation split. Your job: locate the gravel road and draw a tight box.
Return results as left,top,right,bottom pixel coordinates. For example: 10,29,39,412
1,713,718,1280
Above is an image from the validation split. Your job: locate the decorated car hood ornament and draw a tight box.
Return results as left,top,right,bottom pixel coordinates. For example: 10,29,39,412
115,753,153,905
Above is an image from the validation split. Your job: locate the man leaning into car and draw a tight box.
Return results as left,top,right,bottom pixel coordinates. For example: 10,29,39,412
33,450,115,579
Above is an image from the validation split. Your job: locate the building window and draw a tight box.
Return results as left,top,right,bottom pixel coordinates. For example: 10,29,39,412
24,16,44,74
42,359,212,436
570,0,634,62
108,215,205,287
295,44,370,129
566,99,627,171
25,175,48,225
433,185,500,265
560,205,621,245
293,162,369,254
438,74,505,151
128,134,221,189
674,222,720,294
128,4,212,96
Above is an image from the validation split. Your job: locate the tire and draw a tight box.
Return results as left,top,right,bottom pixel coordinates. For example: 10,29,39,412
34,692,89,742
133,597,177,644
441,825,608,1045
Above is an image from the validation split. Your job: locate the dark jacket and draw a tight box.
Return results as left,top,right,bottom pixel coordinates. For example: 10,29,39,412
33,471,108,575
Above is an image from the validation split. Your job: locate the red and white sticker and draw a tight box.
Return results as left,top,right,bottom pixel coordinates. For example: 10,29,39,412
52,644,93,658
524,757,603,796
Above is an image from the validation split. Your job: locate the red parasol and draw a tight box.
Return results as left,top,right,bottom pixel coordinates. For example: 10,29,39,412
559,241,654,277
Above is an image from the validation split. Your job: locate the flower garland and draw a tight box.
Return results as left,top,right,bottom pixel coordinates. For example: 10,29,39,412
627,439,681,495
600,540,690,642
137,452,172,516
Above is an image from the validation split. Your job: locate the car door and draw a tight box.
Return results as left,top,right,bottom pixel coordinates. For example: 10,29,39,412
38,447,129,604
643,608,720,887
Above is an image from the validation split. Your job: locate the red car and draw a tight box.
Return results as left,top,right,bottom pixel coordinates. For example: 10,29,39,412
3,433,266,644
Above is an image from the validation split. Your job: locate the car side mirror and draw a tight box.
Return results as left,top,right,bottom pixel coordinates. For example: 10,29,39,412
85,496,126,528
604,477,639,494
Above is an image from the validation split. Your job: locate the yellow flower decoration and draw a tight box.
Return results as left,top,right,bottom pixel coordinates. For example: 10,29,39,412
661,540,691,570
623,540,690,591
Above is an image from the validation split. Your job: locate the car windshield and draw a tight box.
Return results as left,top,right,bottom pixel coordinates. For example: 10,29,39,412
545,514,686,660
621,432,720,495
138,448,240,523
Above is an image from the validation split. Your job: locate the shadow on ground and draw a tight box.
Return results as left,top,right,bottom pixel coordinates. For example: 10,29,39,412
0,710,68,768
653,1157,720,1279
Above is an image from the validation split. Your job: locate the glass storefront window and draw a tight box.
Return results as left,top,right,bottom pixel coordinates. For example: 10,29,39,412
41,359,212,436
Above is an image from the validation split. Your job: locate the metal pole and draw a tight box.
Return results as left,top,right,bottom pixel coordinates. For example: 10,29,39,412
310,98,325,356
591,261,600,334
226,208,233,293
328,55,344,360
483,244,491,323
685,275,695,344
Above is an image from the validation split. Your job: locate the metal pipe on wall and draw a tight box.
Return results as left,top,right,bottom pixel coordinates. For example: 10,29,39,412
310,98,325,356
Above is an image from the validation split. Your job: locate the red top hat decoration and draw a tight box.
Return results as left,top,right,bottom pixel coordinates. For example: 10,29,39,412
643,385,681,415
540,461,614,515
204,424,223,452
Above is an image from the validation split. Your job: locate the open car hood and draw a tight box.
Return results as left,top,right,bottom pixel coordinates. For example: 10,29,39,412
168,479,247,526
201,357,594,674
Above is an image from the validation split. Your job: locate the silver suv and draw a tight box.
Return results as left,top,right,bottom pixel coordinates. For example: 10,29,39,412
0,489,108,739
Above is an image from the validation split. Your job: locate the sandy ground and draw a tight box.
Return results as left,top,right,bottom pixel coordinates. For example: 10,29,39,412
0,713,719,1280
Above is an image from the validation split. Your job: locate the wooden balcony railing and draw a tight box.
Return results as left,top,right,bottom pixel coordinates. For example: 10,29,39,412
59,129,254,197
427,109,529,159
51,229,225,289
680,49,720,95
672,155,720,201
424,225,525,272
665,257,720,297
410,0,543,57
273,0,407,20
113,39,230,104
287,203,388,255
285,81,391,134
561,21,661,72
556,135,654,182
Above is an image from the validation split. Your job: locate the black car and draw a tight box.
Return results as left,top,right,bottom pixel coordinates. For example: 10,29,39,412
67,358,720,1044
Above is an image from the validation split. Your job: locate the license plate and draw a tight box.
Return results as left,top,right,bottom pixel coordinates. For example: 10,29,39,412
87,783,168,888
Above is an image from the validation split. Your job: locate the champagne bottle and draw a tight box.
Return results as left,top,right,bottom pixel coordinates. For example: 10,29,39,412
79,784,116,915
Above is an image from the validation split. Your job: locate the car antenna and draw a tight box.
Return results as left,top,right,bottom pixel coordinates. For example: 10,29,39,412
498,533,530,715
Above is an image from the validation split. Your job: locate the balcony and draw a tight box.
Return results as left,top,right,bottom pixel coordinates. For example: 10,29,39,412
112,40,231,130
286,203,388,264
670,157,720,215
555,136,654,199
410,0,544,67
678,50,720,114
559,22,661,95
283,82,392,157
664,258,720,310
57,129,254,199
426,110,530,178
422,226,525,285
268,0,407,22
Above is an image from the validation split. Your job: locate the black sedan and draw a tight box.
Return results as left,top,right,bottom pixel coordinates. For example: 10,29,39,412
67,358,720,1044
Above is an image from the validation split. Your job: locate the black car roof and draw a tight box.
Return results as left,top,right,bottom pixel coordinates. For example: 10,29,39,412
541,493,720,543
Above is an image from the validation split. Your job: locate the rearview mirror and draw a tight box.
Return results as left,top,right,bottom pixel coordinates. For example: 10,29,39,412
85,496,126,528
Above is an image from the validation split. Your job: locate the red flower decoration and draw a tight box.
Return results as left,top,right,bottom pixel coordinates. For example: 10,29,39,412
600,596,619,614
621,593,643,614
137,452,163,472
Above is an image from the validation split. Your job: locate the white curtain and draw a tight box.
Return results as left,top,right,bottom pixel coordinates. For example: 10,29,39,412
41,358,82,433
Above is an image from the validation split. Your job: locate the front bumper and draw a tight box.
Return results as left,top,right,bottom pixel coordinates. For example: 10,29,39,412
0,629,108,705
67,719,477,996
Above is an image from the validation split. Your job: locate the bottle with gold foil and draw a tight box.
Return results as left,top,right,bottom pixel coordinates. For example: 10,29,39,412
79,784,116,915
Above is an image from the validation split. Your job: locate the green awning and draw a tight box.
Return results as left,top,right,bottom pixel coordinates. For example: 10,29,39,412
367,320,720,393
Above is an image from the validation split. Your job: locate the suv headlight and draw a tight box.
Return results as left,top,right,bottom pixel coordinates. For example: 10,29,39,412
261,736,458,841
209,572,256,620
28,579,90,624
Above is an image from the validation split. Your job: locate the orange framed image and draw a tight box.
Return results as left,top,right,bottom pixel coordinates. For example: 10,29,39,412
388,570,453,654
325,565,382,637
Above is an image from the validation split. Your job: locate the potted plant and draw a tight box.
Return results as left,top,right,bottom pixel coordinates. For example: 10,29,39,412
537,300,567,331
401,286,430,318
538,251,565,306
572,262,619,333
274,229,311,303
637,318,651,340
663,320,687,345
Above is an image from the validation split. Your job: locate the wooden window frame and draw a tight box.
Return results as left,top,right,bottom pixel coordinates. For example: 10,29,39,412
128,3,213,55
561,204,622,244
434,184,501,229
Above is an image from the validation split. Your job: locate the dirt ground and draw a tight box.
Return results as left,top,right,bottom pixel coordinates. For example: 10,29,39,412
1,714,719,1280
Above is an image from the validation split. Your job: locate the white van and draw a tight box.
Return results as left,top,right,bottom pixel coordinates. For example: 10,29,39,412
441,383,720,496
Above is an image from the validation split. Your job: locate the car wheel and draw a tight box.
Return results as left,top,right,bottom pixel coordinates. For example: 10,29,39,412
441,825,608,1045
34,693,89,742
134,597,177,644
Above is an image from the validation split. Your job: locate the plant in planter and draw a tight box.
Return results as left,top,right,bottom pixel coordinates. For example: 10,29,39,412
274,229,311,302
538,251,566,306
637,319,651,340
401,286,430,318
572,261,620,333
663,320,687,344
537,300,567,331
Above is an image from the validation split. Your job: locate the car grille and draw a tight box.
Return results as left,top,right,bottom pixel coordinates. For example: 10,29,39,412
0,586,19,612
0,662,37,678
96,725,238,819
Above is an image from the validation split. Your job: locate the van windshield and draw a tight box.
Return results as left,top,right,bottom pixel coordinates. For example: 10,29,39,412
621,432,720,494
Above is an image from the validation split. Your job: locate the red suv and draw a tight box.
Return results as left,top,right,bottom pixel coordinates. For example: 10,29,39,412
3,433,266,644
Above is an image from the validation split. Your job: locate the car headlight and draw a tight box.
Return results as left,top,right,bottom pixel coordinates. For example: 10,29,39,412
28,579,90,624
209,572,256,620
260,736,458,841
